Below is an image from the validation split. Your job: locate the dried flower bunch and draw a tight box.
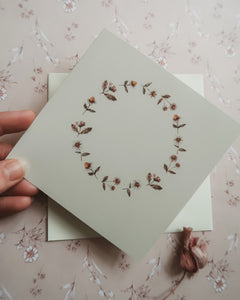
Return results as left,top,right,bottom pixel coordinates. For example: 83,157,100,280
180,227,208,274
160,227,208,300
71,80,187,197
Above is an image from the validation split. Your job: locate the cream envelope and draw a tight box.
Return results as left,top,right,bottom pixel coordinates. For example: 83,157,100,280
8,30,240,260
47,73,212,241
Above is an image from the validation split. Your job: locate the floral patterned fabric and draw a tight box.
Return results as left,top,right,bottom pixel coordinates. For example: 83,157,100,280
0,1,240,299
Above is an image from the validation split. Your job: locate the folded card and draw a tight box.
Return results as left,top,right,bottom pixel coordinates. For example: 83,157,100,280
8,30,240,260
47,73,213,241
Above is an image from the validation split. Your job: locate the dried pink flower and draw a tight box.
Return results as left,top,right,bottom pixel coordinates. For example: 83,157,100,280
180,227,208,274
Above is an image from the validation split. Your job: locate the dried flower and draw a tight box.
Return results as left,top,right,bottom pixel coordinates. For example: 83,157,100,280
180,227,208,274
133,181,141,188
79,121,85,127
84,162,91,169
88,97,95,104
163,106,168,111
191,240,208,268
111,186,115,191
150,90,157,97
170,103,176,110
175,163,180,168
109,85,117,92
71,124,78,132
131,81,137,87
175,137,182,143
170,155,177,161
114,178,121,185
154,176,161,182
147,173,152,182
173,114,180,121
74,142,81,149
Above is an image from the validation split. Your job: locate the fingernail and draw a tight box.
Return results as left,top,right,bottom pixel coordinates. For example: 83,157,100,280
4,158,28,181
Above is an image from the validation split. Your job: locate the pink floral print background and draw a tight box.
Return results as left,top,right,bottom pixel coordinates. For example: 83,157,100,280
0,0,240,299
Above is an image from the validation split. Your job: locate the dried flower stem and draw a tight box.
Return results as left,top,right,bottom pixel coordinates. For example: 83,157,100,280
161,271,186,300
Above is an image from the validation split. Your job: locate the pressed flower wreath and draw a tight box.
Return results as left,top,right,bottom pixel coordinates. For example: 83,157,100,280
71,80,187,197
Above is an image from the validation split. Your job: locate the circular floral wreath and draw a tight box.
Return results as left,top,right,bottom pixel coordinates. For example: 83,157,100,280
71,80,187,197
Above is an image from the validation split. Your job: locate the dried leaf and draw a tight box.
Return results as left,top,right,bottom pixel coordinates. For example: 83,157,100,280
104,93,117,101
173,124,178,128
162,94,171,98
179,148,186,152
164,164,168,172
168,170,176,174
102,80,108,91
75,151,81,154
127,188,131,197
94,166,100,174
102,183,106,190
124,86,128,93
129,183,131,188
102,176,108,182
88,172,94,176
81,152,90,157
144,82,152,87
88,109,96,113
143,87,146,95
178,124,186,128
151,184,162,190
124,80,128,85
83,103,88,109
80,127,92,134
157,98,163,104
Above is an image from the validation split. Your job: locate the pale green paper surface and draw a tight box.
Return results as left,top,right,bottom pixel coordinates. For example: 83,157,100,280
47,73,213,241
8,30,240,260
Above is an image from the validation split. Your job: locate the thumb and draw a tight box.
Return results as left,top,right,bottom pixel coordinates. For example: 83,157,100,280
0,159,28,194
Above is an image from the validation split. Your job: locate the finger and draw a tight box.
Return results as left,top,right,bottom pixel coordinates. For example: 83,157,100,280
0,110,36,136
0,159,27,194
0,196,32,216
3,179,38,196
0,142,13,160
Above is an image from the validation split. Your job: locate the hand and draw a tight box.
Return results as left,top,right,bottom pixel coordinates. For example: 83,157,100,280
0,110,38,216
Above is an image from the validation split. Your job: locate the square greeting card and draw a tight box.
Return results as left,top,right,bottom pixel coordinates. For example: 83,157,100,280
47,73,213,241
8,30,240,260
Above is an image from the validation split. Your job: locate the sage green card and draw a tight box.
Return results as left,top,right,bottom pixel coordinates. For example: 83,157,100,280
47,73,212,241
8,30,240,260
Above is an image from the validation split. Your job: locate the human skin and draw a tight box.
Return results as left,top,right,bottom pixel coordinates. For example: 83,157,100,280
0,110,38,216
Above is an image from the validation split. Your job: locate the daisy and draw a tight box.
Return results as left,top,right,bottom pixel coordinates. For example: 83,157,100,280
0,87,7,101
24,246,39,263
214,276,227,293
